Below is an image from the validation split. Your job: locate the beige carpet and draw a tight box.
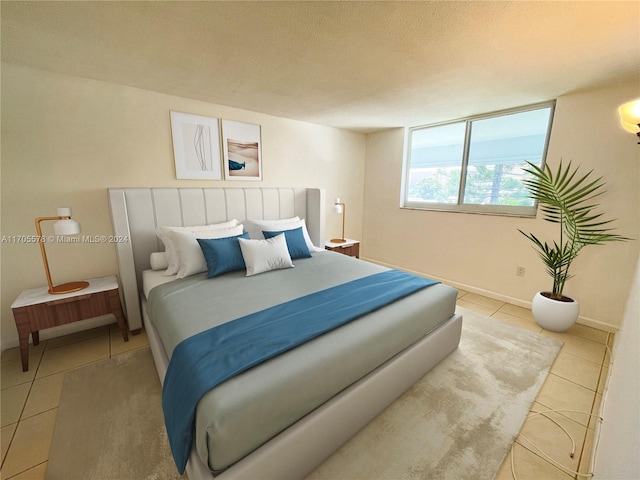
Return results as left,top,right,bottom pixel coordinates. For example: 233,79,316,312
47,307,561,480
46,346,182,480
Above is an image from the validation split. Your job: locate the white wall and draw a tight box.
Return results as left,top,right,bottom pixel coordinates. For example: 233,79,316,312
0,63,366,351
593,258,640,479
362,81,640,330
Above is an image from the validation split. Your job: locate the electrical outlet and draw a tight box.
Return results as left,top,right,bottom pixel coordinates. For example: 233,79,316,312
516,266,526,277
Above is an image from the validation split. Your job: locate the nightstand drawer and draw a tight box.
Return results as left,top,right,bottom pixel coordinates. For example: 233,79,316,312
15,289,116,330
325,240,360,258
338,243,359,258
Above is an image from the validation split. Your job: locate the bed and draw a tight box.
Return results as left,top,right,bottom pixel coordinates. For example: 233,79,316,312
108,187,462,479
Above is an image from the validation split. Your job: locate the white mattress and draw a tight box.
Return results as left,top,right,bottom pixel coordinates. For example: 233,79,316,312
142,269,176,300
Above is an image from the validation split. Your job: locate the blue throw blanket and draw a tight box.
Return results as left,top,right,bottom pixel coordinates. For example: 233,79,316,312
162,269,438,473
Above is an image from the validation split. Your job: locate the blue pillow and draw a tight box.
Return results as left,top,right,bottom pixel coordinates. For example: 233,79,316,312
197,233,249,278
262,227,312,259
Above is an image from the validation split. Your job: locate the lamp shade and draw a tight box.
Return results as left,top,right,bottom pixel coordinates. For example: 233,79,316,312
53,218,81,236
618,99,640,132
621,119,639,134
52,207,81,235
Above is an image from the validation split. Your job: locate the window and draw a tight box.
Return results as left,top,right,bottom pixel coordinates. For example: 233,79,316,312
402,102,555,216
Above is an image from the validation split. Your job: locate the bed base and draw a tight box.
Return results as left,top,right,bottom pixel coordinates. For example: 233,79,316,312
142,296,462,480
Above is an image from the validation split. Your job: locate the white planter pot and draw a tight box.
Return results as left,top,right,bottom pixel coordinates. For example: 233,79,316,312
531,292,579,332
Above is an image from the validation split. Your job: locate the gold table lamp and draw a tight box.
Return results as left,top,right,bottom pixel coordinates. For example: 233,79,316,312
330,198,346,243
35,207,89,294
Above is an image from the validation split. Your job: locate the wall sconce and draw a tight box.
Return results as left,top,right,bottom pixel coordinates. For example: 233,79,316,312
618,99,640,144
330,198,346,243
35,207,89,294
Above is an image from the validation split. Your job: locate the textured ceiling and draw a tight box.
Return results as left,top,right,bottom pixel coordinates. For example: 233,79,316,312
2,1,639,133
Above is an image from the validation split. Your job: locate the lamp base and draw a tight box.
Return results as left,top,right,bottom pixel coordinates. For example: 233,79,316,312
330,238,347,243
49,281,90,295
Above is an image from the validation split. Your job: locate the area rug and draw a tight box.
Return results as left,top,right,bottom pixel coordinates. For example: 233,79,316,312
46,347,182,480
305,306,562,480
47,307,561,480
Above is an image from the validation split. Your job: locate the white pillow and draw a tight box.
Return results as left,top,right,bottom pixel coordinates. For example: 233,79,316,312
156,220,239,275
238,234,294,277
170,224,244,278
243,217,300,240
299,218,325,253
149,252,169,271
243,217,323,252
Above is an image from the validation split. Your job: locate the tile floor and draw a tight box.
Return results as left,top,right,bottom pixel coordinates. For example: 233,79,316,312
0,291,613,479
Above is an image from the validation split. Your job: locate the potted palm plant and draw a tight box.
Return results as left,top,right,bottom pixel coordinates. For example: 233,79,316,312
519,159,629,332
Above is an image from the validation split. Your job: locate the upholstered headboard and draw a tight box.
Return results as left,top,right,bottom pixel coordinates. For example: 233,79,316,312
108,187,326,331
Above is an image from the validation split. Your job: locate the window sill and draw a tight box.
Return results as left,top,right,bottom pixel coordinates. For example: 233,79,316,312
400,203,537,218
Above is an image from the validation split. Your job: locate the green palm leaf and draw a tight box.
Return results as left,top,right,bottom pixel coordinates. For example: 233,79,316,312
519,159,629,299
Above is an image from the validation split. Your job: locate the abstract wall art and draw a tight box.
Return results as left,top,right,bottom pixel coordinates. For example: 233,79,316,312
170,111,223,180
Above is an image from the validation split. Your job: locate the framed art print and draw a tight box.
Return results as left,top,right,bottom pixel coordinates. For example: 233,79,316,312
170,111,223,180
222,119,262,180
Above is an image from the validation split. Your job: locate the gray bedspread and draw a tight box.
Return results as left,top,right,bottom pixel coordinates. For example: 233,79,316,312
147,251,458,472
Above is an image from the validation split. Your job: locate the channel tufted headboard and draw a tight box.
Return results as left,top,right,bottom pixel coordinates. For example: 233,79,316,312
108,187,326,331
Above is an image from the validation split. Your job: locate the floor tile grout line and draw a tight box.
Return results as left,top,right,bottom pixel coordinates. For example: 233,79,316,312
17,398,62,422
549,370,602,395
1,385,32,472
565,332,609,348
557,349,606,367
1,340,45,473
0,422,18,471
5,460,48,479
574,366,606,478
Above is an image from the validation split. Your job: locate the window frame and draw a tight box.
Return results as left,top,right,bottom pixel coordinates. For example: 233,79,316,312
401,101,556,217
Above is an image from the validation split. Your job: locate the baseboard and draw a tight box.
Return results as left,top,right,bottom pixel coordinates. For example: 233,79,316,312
361,256,618,333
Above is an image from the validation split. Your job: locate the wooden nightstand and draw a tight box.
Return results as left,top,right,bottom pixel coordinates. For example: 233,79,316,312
11,275,129,371
325,239,360,258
